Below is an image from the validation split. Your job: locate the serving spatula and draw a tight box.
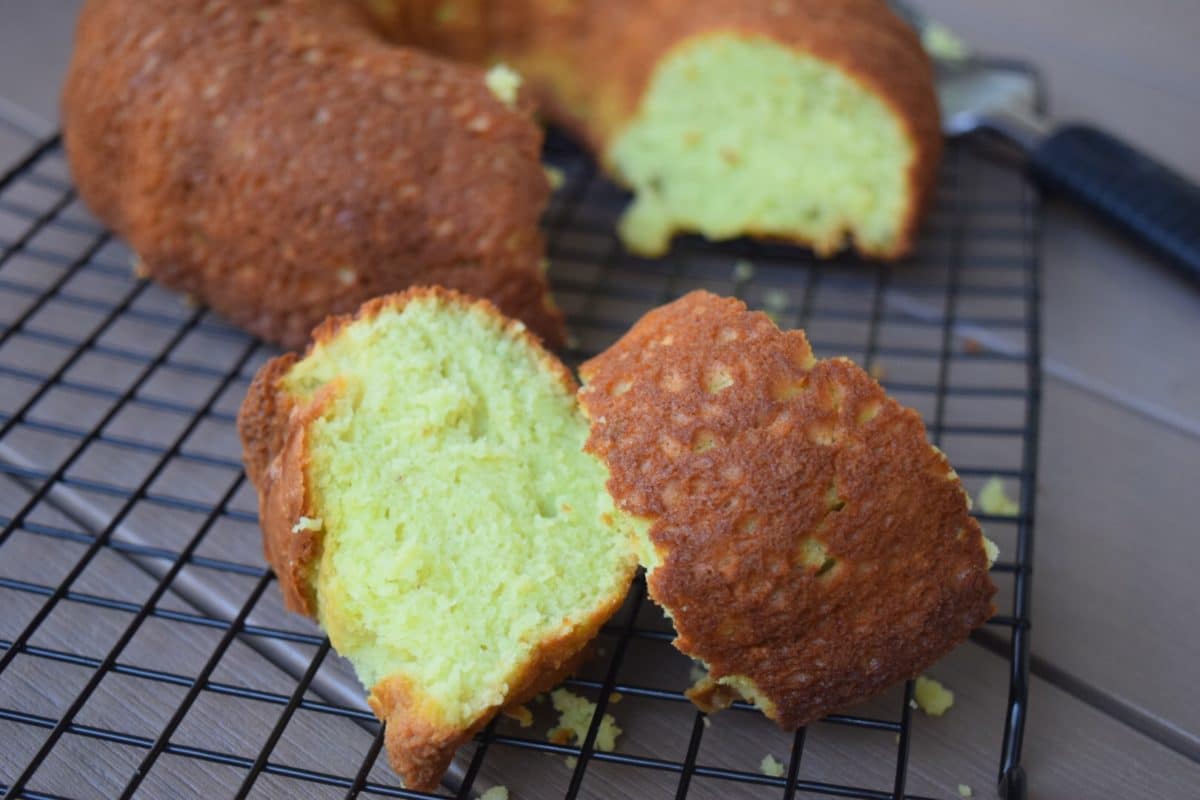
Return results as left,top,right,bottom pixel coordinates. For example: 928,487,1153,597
894,2,1200,283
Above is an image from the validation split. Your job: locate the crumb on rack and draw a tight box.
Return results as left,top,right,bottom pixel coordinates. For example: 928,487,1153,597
609,692,623,704
762,289,789,324
914,676,954,716
978,476,1019,516
958,784,973,798
564,755,578,769
544,165,566,190
689,663,709,684
760,754,785,777
702,716,712,728
548,688,622,752
869,361,888,381
962,336,983,354
478,786,508,800
732,259,755,283
503,704,533,727
484,63,522,107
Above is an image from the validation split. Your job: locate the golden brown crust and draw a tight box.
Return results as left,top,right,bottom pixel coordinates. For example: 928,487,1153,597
579,291,995,728
63,0,564,350
237,286,619,790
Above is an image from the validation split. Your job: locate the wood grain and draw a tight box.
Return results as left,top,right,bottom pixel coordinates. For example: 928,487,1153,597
2,1,1200,796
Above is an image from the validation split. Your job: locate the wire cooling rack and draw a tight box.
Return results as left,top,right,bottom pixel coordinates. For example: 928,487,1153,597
0,68,1040,800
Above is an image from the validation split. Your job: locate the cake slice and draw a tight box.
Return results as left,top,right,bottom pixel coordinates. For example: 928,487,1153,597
237,288,637,791
578,291,997,728
240,287,995,788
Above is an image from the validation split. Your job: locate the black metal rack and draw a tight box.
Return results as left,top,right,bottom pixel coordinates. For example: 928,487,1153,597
0,69,1040,800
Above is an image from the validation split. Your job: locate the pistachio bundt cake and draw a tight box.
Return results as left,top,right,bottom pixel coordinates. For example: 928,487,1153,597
241,289,994,788
578,291,997,729
64,0,939,350
238,288,638,790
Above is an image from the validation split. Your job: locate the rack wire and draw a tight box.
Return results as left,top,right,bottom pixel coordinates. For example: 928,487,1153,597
0,65,1040,800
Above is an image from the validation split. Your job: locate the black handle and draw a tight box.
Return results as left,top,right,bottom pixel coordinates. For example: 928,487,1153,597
1029,124,1200,284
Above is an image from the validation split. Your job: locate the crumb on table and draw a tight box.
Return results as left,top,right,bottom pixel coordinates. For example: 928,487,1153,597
914,675,955,716
759,754,785,777
958,784,973,797
478,786,508,800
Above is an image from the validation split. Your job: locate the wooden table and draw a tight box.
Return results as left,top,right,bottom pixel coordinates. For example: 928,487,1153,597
0,2,1196,797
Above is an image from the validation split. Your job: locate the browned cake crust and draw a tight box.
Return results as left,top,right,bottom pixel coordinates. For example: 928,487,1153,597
237,287,618,791
63,0,564,350
371,0,941,258
578,291,996,728
65,1,940,352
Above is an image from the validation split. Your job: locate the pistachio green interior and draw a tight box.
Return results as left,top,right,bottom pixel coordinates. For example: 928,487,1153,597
609,34,914,257
283,296,635,727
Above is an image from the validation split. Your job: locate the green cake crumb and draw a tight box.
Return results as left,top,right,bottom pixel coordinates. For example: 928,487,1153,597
548,688,622,751
914,676,954,716
978,476,1019,516
760,754,785,777
484,64,522,108
544,165,566,190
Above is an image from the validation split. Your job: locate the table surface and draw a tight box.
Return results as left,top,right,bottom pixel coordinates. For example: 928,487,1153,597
0,2,1197,798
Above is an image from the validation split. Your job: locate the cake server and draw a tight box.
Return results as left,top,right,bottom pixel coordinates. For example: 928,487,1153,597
893,1,1200,283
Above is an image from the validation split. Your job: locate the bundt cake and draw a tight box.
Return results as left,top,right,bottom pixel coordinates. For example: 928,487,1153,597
237,287,638,790
62,0,563,349
63,0,939,351
578,291,996,729
241,288,995,789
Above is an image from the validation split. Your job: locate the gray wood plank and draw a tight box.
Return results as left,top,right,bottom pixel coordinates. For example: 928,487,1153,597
1026,377,1200,754
911,0,1200,431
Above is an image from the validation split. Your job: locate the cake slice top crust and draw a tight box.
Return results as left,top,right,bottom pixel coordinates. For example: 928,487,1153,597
578,291,996,728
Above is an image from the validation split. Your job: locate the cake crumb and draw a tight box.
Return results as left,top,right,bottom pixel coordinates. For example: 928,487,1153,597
869,361,888,381
762,289,789,323
503,704,533,727
688,663,709,684
978,476,1019,516
484,63,522,108
921,21,969,62
962,337,983,354
544,165,566,190
958,784,973,798
291,516,322,534
478,787,508,800
913,676,954,716
609,692,623,704
702,716,712,728
732,259,755,283
759,754,785,777
548,688,622,752
564,755,578,769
